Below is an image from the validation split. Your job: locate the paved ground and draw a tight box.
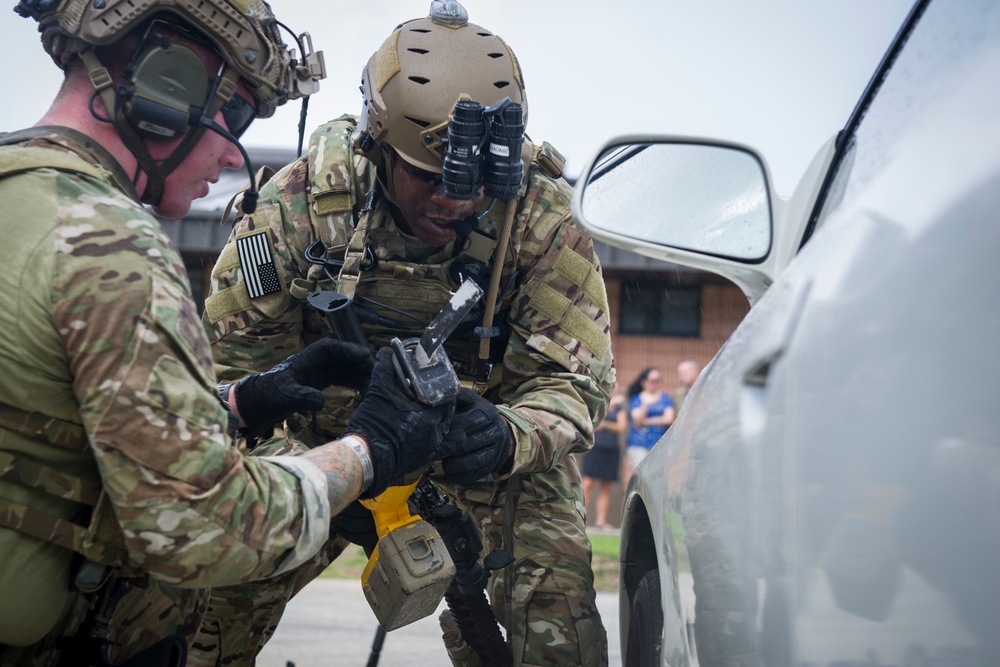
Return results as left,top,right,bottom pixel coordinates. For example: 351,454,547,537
257,577,621,667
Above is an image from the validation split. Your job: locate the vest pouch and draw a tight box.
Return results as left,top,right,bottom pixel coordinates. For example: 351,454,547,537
356,270,484,380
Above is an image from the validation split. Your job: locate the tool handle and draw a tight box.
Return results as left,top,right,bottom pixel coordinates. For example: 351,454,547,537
360,479,421,538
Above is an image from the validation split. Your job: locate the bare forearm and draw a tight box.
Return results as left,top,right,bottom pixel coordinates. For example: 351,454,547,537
649,408,675,427
300,438,370,515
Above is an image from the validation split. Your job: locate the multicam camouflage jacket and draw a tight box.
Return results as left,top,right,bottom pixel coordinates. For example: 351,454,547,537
205,115,616,473
0,128,331,645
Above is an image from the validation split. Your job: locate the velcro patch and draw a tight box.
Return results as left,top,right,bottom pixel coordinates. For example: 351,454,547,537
236,232,281,300
211,242,239,276
204,284,252,325
529,284,571,322
582,271,608,307
563,308,611,359
374,31,401,92
554,247,592,286
314,191,352,215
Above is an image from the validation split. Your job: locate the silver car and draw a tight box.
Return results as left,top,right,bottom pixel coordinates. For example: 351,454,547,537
571,1,1000,666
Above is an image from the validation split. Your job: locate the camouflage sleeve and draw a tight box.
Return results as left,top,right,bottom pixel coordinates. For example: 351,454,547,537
52,179,329,586
202,157,318,380
495,171,616,474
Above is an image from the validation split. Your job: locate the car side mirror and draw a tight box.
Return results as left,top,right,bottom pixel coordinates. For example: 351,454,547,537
574,141,773,262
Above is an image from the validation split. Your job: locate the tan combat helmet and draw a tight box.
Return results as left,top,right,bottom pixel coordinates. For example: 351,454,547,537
355,0,527,176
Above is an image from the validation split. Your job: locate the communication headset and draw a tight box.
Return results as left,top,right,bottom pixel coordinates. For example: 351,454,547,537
110,21,260,212
119,38,211,140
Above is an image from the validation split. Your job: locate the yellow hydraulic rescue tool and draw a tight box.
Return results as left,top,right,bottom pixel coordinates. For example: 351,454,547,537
359,279,484,631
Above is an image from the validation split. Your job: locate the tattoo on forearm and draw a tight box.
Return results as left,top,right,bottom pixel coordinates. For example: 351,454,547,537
300,443,364,515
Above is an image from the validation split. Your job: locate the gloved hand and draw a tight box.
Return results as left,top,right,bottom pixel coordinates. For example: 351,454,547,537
346,347,454,498
233,338,373,438
436,388,513,484
330,500,378,556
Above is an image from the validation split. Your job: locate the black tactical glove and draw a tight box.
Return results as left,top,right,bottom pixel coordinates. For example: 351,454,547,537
437,388,513,485
330,500,379,556
346,347,454,498
232,339,374,438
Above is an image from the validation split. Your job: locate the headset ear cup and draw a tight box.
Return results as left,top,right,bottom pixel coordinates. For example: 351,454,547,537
123,42,209,139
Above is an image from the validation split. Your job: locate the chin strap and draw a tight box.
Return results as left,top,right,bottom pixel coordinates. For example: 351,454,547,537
375,144,401,208
79,48,166,202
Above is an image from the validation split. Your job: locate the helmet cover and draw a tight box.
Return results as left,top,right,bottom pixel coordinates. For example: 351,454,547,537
356,3,526,174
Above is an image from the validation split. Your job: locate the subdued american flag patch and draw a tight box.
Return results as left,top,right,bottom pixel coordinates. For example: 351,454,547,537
236,232,281,300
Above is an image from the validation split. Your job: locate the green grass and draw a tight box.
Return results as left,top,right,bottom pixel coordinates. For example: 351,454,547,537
322,532,622,593
320,543,368,579
588,532,621,559
588,531,620,593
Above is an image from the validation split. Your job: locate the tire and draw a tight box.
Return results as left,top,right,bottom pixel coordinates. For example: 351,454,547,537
625,570,664,667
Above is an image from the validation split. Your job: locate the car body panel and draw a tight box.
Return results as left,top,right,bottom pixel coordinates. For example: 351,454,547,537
573,1,1000,664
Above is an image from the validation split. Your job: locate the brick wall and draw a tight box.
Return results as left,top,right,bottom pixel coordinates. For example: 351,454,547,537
580,273,749,527
605,275,749,396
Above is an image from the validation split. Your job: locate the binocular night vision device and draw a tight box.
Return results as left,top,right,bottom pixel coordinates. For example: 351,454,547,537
442,97,524,202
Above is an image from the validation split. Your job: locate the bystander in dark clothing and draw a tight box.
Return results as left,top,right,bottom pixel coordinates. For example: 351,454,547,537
583,393,627,530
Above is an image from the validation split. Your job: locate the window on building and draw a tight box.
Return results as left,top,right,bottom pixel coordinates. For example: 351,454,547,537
620,281,700,337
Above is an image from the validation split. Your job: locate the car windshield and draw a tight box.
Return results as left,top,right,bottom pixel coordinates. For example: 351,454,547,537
811,0,1000,238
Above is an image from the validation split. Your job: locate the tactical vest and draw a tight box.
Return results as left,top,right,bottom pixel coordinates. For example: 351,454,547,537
0,134,129,647
298,116,565,409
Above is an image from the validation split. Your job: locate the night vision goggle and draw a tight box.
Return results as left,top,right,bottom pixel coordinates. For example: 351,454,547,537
442,97,525,201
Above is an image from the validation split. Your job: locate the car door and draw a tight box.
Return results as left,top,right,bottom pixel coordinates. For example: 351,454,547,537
572,0,1000,665
777,1,1000,664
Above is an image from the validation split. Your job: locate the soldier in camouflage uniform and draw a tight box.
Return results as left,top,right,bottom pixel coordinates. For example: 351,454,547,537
202,3,616,665
0,1,460,665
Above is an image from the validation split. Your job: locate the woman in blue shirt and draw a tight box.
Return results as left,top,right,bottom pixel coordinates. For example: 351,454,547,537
626,367,675,477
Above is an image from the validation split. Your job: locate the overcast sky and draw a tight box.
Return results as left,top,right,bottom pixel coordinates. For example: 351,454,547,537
2,0,913,196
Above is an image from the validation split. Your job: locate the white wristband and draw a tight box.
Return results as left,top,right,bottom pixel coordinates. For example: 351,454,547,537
340,435,374,493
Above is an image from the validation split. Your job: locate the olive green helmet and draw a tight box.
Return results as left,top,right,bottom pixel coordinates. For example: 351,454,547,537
356,0,527,174
16,0,324,119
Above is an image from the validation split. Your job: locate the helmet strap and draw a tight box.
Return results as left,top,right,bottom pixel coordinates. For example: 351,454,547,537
78,47,165,202
376,144,401,208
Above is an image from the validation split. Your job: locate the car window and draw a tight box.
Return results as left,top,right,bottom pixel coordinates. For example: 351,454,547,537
809,0,1000,239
